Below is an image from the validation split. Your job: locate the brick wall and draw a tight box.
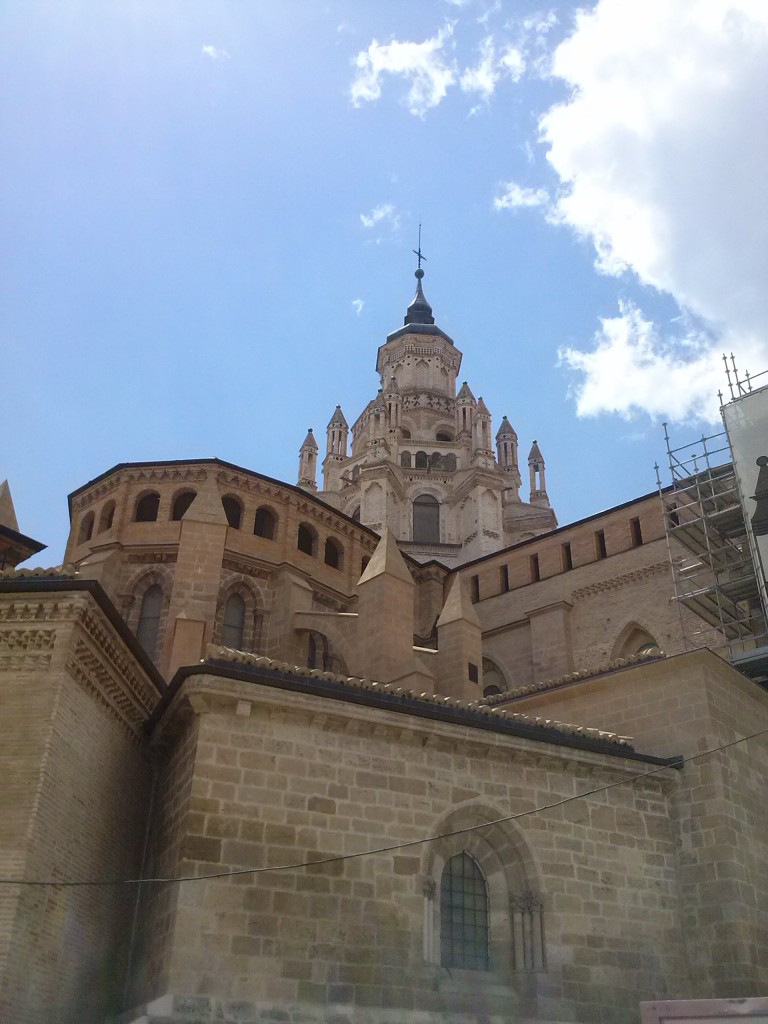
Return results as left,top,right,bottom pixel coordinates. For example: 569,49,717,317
0,590,157,1024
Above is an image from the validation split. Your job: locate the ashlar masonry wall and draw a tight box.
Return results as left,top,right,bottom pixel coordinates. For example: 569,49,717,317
498,650,768,998
135,669,690,1024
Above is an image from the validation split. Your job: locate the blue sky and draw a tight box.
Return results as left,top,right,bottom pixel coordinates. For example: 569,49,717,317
3,0,767,563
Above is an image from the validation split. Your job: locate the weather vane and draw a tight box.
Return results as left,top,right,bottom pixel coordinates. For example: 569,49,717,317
413,223,427,269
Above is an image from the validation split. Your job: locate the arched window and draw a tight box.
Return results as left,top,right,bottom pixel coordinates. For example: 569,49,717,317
171,490,196,521
350,506,361,522
436,431,453,442
97,501,115,534
413,494,440,544
441,853,489,971
443,454,457,472
401,452,412,468
136,584,163,660
222,495,242,529
222,593,246,650
135,492,160,522
482,657,506,697
429,452,443,470
78,511,95,544
324,537,342,569
297,522,316,556
415,451,428,469
254,506,276,539
401,428,412,439
361,556,370,575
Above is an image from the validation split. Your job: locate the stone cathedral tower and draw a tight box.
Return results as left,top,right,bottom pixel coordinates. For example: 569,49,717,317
298,266,557,563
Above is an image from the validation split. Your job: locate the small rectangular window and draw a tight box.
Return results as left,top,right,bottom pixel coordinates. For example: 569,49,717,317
499,564,510,593
595,530,607,559
529,554,540,583
630,516,643,547
561,542,573,571
468,662,479,683
470,574,480,603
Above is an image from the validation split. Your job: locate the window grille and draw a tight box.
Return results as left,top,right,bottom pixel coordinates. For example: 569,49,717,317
440,853,489,971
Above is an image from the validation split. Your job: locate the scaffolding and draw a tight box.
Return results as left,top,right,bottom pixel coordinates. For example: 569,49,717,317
658,424,768,664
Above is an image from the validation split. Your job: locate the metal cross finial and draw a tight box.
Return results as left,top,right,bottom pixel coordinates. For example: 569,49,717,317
412,223,427,269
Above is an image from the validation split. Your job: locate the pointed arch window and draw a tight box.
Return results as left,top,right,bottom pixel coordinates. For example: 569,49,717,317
254,506,276,539
222,593,246,650
297,522,316,556
78,511,95,544
137,584,163,660
222,495,242,529
171,490,196,521
98,501,115,534
135,492,160,522
413,494,440,544
440,853,489,971
324,537,342,569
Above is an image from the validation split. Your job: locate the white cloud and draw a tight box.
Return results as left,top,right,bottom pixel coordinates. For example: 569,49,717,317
460,37,499,99
352,298,365,316
539,0,768,422
499,44,525,80
201,44,230,60
494,181,549,210
559,303,724,422
360,204,400,230
350,26,456,117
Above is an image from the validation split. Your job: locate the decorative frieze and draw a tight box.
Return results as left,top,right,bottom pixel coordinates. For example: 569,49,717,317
572,562,670,600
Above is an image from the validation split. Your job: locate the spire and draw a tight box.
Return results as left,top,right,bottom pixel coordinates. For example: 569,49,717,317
298,429,318,491
496,415,517,440
456,381,476,402
327,405,348,429
404,268,435,326
0,481,20,532
528,440,550,507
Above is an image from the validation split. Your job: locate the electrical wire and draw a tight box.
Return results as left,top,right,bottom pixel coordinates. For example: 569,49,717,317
1,723,765,889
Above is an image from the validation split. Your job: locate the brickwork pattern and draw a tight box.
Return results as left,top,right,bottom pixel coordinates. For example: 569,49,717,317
0,593,155,1024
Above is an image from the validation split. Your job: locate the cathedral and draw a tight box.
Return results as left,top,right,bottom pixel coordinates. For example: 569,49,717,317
1,267,767,1024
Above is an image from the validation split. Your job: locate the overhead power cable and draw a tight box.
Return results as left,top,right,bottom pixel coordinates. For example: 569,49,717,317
0,724,764,889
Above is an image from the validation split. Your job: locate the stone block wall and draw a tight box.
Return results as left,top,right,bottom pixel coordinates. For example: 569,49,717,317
498,651,768,998
135,671,691,1024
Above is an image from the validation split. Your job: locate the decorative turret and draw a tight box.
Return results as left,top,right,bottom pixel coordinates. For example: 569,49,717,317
496,416,519,473
0,480,46,570
528,440,550,507
383,374,403,434
472,397,493,459
371,389,387,440
297,429,318,492
322,407,349,490
326,406,348,456
456,381,476,437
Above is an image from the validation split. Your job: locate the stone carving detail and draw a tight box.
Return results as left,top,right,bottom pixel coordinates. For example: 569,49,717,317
0,599,82,624
572,562,669,600
0,628,56,652
509,891,544,912
0,654,53,673
66,635,153,744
